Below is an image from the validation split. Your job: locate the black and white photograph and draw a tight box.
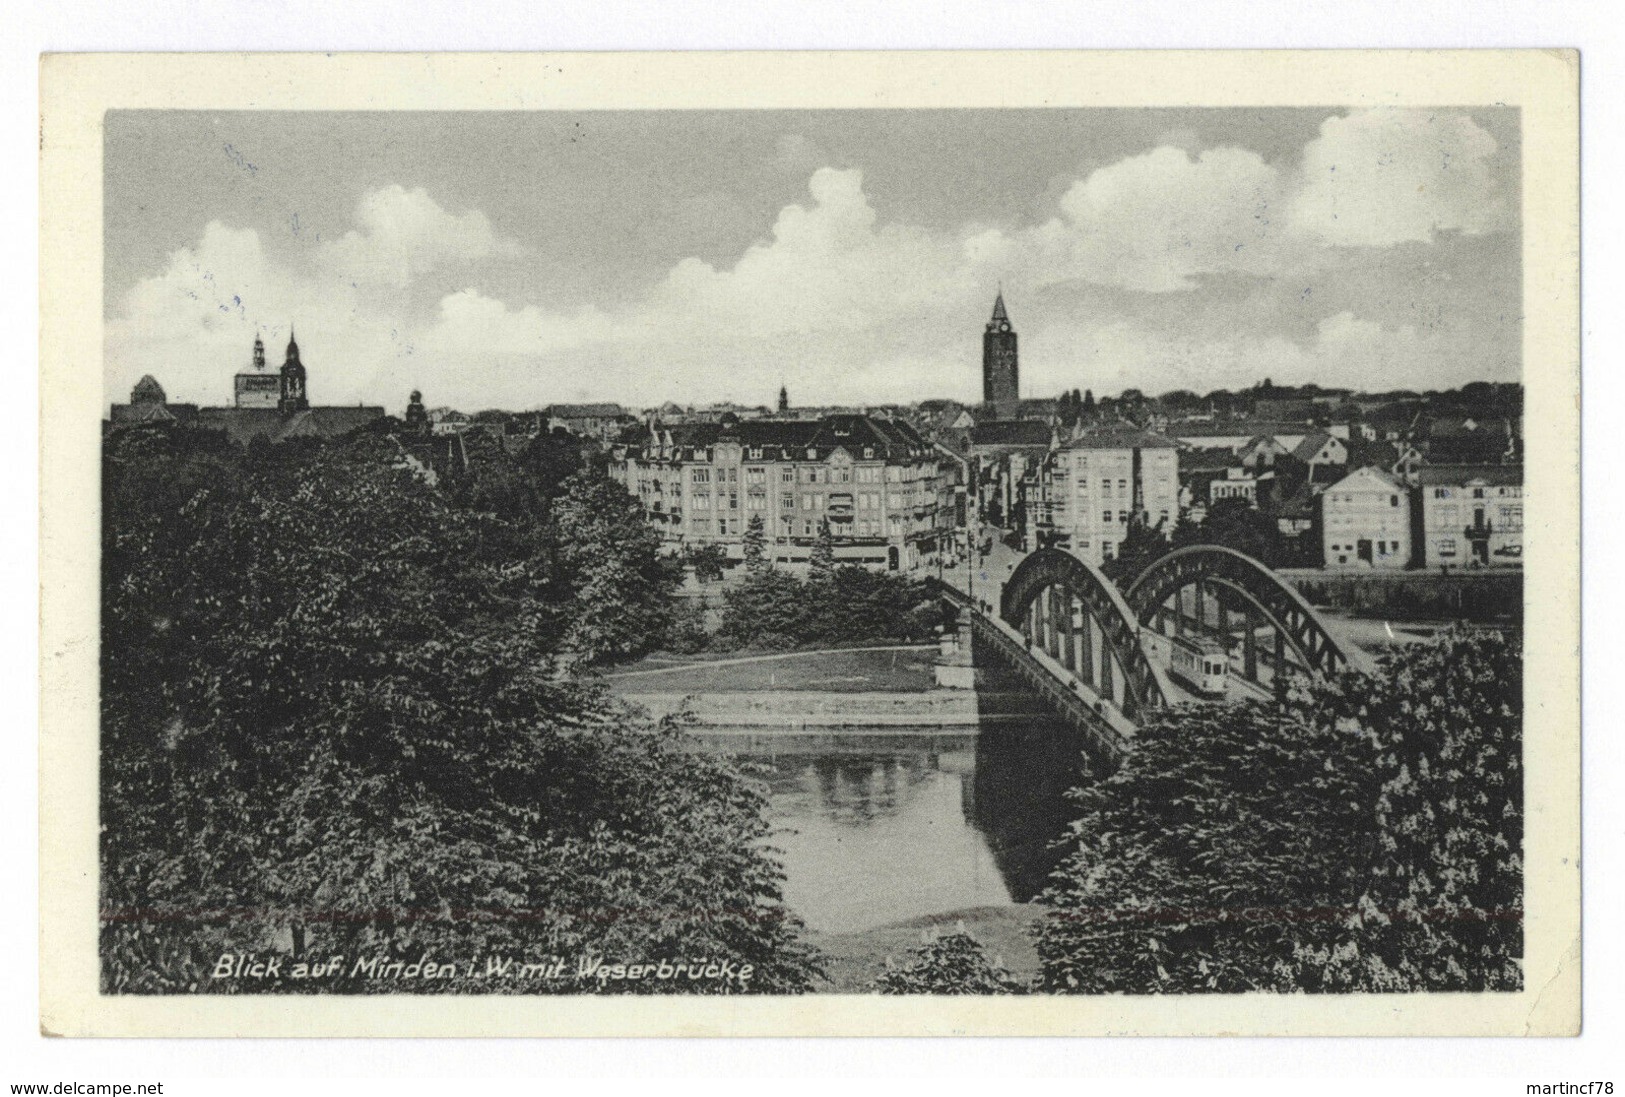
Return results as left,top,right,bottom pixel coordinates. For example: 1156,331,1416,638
37,50,1581,1042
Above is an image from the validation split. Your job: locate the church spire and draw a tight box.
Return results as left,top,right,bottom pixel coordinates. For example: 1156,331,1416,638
990,290,1009,325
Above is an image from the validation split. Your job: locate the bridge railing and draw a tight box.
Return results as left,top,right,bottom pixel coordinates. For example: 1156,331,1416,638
928,578,1135,765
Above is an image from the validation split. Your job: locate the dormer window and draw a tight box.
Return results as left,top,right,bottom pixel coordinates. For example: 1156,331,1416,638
864,448,874,458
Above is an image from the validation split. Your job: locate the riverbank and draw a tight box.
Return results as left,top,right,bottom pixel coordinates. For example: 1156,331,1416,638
617,688,1051,728
605,645,939,692
805,904,1047,993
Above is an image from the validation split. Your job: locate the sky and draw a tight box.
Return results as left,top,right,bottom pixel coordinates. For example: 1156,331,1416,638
103,107,1521,414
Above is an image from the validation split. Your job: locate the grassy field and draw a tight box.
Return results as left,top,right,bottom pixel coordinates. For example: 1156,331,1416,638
805,904,1047,993
606,646,940,693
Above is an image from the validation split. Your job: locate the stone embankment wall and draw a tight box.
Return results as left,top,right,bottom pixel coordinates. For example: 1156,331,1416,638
619,689,1052,728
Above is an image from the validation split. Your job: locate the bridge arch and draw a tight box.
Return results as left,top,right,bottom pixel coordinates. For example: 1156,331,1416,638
1124,545,1375,681
1000,548,1173,716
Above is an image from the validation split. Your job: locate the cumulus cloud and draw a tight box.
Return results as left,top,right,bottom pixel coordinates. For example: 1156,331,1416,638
1023,145,1288,292
107,109,1517,412
1290,109,1513,247
318,184,525,288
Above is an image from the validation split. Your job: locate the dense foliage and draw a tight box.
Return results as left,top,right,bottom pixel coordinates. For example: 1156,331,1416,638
873,930,1025,995
713,563,943,652
100,426,820,994
1035,632,1522,993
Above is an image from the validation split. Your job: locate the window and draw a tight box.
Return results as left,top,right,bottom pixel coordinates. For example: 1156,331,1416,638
1119,510,1130,523
692,518,711,535
749,448,763,460
1390,495,1399,507
781,492,794,509
691,468,711,484
747,467,765,485
694,494,710,511
802,494,815,511
781,468,794,483
1472,487,1486,499
748,493,766,511
1102,510,1113,523
1439,538,1457,556
803,520,814,536
1119,479,1128,494
864,447,875,458
1101,478,1111,496
836,468,852,483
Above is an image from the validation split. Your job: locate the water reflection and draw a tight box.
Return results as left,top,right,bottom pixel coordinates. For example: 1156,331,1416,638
689,723,1098,934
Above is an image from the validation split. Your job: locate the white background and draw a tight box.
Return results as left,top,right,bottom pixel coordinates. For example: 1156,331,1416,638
7,0,1620,1087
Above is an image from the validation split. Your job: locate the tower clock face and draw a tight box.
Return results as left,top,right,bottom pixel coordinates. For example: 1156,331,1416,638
998,322,1010,333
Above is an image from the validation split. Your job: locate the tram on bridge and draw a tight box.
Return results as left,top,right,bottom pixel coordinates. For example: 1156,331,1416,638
1167,634,1229,697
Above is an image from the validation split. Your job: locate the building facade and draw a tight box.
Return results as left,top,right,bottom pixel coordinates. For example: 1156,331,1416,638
108,329,382,445
1415,464,1524,568
1321,466,1411,569
1034,426,1180,567
981,292,1019,418
610,413,956,572
967,418,1051,535
544,402,631,441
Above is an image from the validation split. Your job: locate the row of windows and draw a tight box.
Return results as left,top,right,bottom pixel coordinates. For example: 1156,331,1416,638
1326,515,1407,529
1328,492,1402,507
689,463,920,486
1431,485,1522,500
687,515,916,538
1430,504,1523,527
690,491,924,511
1328,540,1404,553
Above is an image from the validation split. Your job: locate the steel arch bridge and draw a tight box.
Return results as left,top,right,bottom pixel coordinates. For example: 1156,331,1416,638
999,548,1174,718
1124,545,1376,683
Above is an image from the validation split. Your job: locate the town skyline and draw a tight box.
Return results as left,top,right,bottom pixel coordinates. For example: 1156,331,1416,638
105,107,1521,412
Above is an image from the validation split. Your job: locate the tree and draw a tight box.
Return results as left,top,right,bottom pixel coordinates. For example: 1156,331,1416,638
874,929,1025,995
99,432,821,994
1035,631,1522,993
713,563,936,652
742,514,768,573
808,519,836,583
1176,497,1285,567
552,472,678,662
1102,514,1171,584
686,542,727,584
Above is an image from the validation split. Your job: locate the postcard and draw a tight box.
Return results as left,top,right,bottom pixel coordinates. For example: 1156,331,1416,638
39,50,1579,1036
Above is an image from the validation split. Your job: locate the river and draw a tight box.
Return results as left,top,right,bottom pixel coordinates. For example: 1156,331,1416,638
687,723,1099,935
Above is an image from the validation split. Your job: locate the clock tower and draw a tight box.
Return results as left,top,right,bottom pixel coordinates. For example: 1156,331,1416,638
982,291,1019,418
278,325,310,415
